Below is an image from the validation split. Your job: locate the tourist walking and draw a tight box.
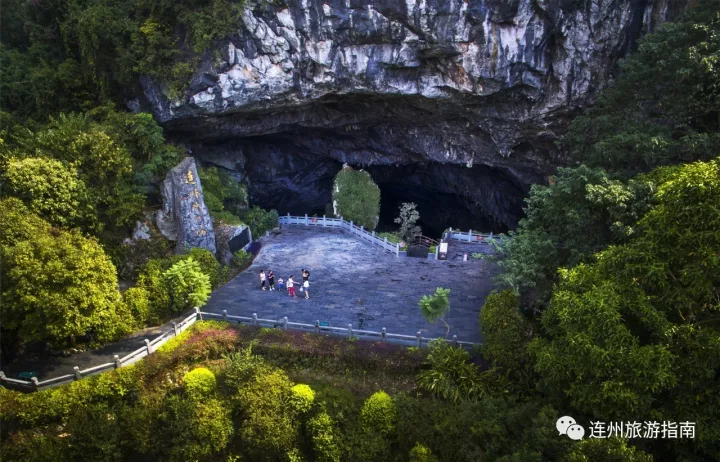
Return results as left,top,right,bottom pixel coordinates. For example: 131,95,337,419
302,279,310,299
302,268,310,283
287,275,297,297
268,270,275,291
277,278,285,290
260,270,266,290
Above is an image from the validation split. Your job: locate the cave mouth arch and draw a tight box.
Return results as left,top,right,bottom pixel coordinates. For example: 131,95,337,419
196,138,529,239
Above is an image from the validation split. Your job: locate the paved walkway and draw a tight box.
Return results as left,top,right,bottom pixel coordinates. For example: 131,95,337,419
2,227,499,381
204,226,499,342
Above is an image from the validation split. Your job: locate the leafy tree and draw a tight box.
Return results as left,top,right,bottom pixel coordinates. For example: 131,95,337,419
331,166,381,230
162,258,211,313
198,165,247,216
479,290,533,387
565,0,720,174
394,202,421,243
1,225,130,348
532,157,720,459
418,287,451,337
1,156,94,230
243,206,279,238
491,165,656,304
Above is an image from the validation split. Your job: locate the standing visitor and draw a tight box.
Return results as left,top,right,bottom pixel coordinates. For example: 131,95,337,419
302,269,310,283
277,278,285,290
268,270,276,291
303,279,310,299
260,270,266,290
287,275,297,297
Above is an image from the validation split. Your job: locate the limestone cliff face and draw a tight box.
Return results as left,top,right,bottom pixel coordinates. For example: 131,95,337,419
138,0,686,230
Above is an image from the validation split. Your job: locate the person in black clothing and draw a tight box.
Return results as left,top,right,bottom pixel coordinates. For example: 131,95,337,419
302,269,310,282
268,270,275,291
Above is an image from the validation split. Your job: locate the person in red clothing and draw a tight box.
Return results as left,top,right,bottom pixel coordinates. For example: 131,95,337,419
287,275,297,297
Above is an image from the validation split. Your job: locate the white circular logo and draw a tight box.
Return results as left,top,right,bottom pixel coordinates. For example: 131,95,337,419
556,416,576,435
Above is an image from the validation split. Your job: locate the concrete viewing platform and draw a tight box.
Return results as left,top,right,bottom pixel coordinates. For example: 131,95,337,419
204,226,499,342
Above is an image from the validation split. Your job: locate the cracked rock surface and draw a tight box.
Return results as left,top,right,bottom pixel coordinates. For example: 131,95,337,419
138,0,686,229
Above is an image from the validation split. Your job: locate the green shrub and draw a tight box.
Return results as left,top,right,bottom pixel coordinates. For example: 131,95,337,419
289,384,315,414
1,156,94,231
198,166,247,215
331,166,380,230
394,202,421,243
416,339,484,404
409,443,439,462
235,367,299,460
428,245,437,255
243,206,279,238
123,286,150,325
0,197,50,248
563,437,653,462
359,391,396,436
184,247,221,289
377,232,401,244
214,211,244,226
183,367,217,399
479,290,533,386
308,412,341,462
232,249,252,268
162,258,211,313
2,226,131,348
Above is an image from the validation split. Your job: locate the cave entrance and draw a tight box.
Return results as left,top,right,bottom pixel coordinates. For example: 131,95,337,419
368,163,520,240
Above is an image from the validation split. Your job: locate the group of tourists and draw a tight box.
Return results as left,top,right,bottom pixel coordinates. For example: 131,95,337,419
259,269,311,299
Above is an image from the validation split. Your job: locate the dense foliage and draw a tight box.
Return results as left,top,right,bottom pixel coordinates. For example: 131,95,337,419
1,0,247,120
243,205,279,238
332,166,381,230
0,322,659,461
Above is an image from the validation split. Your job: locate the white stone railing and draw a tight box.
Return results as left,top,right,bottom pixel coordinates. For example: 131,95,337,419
279,214,402,256
0,309,481,392
0,311,198,392
444,227,498,244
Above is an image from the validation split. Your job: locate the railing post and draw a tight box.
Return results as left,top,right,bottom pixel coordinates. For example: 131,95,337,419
145,339,152,355
31,377,40,391
305,213,309,225
360,225,364,235
195,306,202,321
381,327,387,342
114,354,121,369
384,237,388,244
350,220,353,233
452,335,458,346
372,231,375,239
315,320,320,334
489,232,493,238
396,243,400,257
172,321,178,336
449,227,453,240
223,310,228,321
283,316,288,330
416,331,422,348
73,366,82,380
323,215,326,227
348,324,353,339
253,313,258,326
467,229,472,242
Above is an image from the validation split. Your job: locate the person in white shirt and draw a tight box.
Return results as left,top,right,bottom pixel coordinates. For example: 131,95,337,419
302,279,310,299
287,275,297,297
260,270,266,290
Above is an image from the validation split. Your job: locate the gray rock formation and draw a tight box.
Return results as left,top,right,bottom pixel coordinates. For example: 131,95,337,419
215,222,250,265
137,0,687,231
156,157,217,254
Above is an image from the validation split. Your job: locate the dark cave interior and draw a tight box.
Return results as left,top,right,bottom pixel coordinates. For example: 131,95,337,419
197,138,526,239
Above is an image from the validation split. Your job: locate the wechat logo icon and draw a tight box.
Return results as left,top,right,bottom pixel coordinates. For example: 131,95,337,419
557,416,585,441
